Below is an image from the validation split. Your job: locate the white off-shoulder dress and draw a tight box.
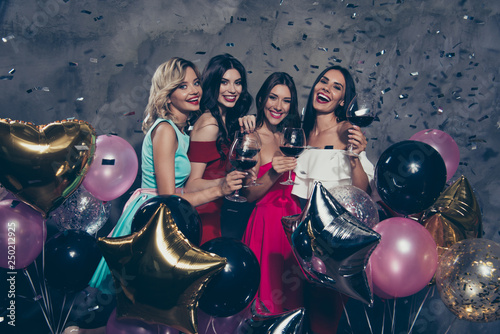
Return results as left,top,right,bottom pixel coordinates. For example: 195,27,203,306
291,148,377,201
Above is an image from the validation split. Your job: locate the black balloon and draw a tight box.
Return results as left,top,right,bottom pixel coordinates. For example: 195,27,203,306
131,195,202,246
375,140,447,216
44,230,102,293
199,237,260,317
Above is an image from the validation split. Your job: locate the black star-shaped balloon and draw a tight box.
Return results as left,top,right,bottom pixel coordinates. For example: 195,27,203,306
282,182,381,306
98,202,226,334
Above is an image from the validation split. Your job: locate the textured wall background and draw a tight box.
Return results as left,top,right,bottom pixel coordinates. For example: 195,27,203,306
0,0,499,333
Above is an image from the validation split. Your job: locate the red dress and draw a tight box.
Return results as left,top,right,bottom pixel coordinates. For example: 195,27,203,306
242,162,304,314
188,141,228,245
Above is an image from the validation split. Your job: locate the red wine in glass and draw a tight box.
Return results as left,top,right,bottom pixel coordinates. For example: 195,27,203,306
345,95,374,157
230,158,258,170
225,135,260,202
279,146,305,158
279,127,306,186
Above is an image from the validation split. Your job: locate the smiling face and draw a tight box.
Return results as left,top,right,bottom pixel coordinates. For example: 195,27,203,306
263,84,292,127
167,66,202,115
312,69,346,114
217,68,242,111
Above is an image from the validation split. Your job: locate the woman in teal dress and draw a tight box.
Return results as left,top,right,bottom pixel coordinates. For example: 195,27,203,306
89,57,246,294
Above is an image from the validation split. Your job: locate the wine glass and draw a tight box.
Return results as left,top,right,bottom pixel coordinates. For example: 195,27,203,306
225,135,260,202
279,127,306,186
345,92,375,157
234,131,262,187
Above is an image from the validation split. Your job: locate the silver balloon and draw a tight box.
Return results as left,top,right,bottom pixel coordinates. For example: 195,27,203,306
47,185,111,235
0,184,8,201
327,185,379,228
237,300,307,334
282,182,381,306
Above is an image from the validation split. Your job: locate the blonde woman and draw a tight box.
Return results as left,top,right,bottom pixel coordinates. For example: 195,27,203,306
89,57,245,295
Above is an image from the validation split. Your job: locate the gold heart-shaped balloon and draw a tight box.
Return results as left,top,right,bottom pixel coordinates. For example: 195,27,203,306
0,119,96,217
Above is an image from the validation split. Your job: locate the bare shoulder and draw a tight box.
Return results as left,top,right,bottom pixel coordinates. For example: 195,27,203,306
152,121,177,146
191,112,220,141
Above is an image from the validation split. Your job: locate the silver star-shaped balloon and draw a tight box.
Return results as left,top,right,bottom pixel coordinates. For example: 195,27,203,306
236,300,307,334
282,182,381,306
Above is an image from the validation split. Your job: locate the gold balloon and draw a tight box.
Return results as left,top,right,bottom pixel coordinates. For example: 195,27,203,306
421,175,482,254
436,238,500,322
98,202,226,334
0,119,96,217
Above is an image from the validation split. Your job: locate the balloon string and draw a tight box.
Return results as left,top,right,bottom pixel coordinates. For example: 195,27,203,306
391,298,396,334
55,293,67,334
341,296,353,334
59,294,77,334
363,305,373,334
204,315,213,334
443,317,457,334
210,316,217,334
408,287,431,334
380,301,385,334
23,267,55,334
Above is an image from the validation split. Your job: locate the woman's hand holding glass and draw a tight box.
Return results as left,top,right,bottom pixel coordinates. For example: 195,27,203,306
220,170,247,196
271,155,297,175
225,133,260,202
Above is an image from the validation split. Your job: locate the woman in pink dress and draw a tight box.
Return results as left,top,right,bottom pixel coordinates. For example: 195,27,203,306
240,72,303,314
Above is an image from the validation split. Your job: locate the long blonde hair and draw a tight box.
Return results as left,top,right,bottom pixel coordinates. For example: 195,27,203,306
142,57,201,133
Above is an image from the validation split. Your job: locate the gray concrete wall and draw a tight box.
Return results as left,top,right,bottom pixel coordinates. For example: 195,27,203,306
0,1,499,333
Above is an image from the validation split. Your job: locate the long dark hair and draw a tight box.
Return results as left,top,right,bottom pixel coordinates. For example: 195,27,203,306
255,72,301,131
198,54,253,159
302,65,356,140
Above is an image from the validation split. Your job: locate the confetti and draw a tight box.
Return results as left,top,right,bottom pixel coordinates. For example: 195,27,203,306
76,97,84,101
410,72,419,76
8,68,15,74
399,94,408,99
2,34,14,42
123,111,135,116
271,43,280,50
302,34,307,41
195,51,206,54
318,47,328,52
94,16,103,21
115,64,124,67
381,87,391,94
478,115,488,122
0,76,13,80
287,21,294,25
237,17,247,22
81,10,91,15
376,50,386,56
69,62,78,66
293,65,299,71
27,87,50,93
90,58,98,63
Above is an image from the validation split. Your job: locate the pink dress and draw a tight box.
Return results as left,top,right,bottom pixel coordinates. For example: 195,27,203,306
242,162,303,314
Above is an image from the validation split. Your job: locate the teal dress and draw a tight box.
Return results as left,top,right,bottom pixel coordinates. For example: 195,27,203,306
89,118,191,294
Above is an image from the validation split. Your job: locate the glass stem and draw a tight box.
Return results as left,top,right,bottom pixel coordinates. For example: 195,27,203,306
288,170,292,182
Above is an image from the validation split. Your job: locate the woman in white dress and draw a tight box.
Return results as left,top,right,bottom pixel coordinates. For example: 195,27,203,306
292,65,376,334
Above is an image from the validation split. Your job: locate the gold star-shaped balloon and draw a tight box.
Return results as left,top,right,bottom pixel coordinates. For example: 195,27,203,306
421,175,482,254
98,202,226,334
282,182,380,306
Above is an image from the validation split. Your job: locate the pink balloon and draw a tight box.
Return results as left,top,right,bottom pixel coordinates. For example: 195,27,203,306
0,199,47,269
410,129,460,181
83,135,138,202
106,309,180,334
368,217,438,298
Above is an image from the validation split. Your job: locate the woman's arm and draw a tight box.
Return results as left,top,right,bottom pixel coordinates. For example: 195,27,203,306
184,115,223,192
346,125,370,193
244,154,297,203
153,121,245,207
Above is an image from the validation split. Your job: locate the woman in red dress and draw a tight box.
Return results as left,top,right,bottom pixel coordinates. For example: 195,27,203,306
240,72,303,314
186,54,253,244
